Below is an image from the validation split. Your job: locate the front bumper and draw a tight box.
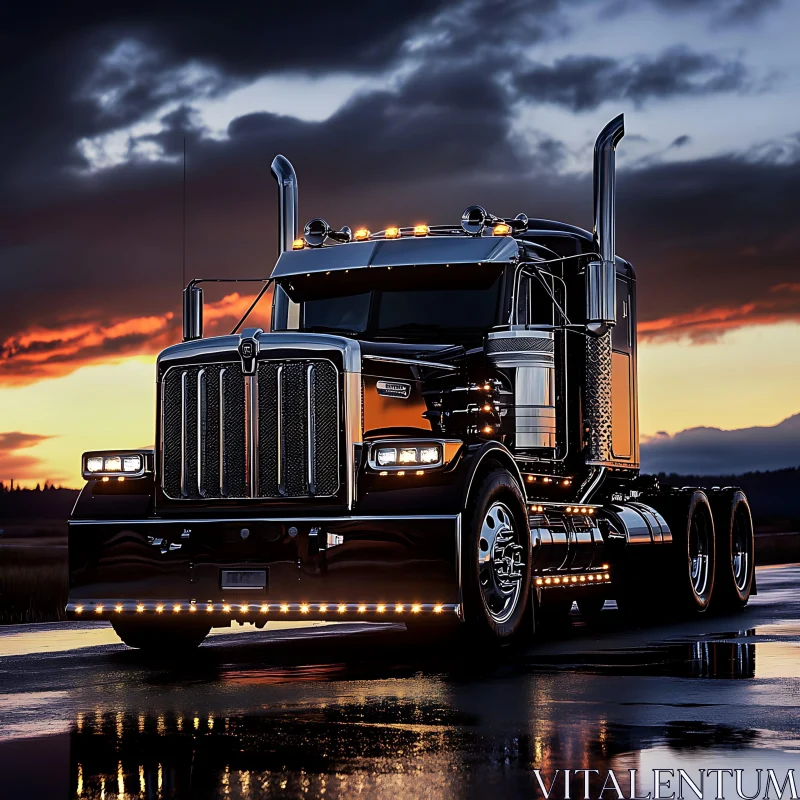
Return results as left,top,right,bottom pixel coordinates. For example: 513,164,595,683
67,514,461,622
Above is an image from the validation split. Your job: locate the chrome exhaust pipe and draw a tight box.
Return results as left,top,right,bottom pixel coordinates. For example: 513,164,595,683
586,114,625,335
270,155,298,255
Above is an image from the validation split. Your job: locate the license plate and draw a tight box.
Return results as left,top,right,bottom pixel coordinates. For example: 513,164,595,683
221,569,267,590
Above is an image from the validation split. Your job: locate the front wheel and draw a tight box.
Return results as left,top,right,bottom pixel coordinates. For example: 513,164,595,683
111,619,211,652
461,469,532,643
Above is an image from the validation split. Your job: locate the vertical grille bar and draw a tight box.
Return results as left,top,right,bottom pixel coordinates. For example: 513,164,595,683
197,368,206,496
219,367,227,497
180,370,189,497
307,363,316,495
246,375,258,498
276,365,284,496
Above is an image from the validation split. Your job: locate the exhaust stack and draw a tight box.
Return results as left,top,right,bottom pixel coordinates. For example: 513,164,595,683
586,114,625,335
271,155,298,255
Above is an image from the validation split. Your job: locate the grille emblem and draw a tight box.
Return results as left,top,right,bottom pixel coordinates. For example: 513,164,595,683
238,336,259,374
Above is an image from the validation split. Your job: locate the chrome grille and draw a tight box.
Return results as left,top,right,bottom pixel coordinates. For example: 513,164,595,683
161,359,340,500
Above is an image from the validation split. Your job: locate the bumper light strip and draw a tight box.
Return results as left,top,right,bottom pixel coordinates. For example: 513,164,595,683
535,572,611,587
67,601,459,617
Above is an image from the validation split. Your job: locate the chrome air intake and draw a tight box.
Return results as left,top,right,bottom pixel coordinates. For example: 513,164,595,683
487,330,556,451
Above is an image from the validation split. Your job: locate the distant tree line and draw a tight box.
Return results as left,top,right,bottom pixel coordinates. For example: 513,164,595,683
0,480,66,492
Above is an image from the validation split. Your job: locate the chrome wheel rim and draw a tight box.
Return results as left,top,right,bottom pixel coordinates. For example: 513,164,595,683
732,510,750,592
477,501,525,624
689,511,711,598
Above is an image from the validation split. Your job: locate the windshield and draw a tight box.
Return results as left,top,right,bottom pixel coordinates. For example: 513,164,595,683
274,263,504,339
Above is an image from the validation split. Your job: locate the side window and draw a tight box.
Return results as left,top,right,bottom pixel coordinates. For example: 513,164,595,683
516,275,531,324
518,272,556,326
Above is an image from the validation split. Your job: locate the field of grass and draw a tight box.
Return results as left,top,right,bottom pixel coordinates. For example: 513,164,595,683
0,524,67,624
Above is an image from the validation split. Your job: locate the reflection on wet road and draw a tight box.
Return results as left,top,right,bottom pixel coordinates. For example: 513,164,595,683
1,565,798,799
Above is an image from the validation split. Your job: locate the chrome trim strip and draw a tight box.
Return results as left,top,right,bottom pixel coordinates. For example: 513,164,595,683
276,364,284,495
343,371,360,510
219,367,227,496
363,354,457,372
70,514,460,525
197,368,206,496
180,371,189,497
307,363,316,495
455,512,463,619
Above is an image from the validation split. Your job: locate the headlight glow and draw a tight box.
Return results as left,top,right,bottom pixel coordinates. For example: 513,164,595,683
122,455,142,472
86,457,104,473
398,448,418,464
419,446,440,464
376,448,397,466
104,456,122,472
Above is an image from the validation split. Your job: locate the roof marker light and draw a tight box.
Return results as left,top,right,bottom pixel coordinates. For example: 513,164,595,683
385,227,400,239
292,238,304,250
413,224,429,236
354,228,370,241
493,222,512,236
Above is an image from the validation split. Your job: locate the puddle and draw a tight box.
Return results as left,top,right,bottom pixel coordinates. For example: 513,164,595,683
0,708,787,800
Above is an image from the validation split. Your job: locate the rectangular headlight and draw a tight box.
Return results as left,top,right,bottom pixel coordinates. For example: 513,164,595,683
398,448,418,464
419,446,441,464
82,450,152,480
123,455,142,472
376,448,397,466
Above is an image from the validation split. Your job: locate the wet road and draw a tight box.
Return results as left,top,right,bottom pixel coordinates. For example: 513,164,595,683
1,565,798,799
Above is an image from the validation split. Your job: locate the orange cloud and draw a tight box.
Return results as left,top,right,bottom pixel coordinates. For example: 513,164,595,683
639,284,800,342
0,292,269,386
0,431,57,484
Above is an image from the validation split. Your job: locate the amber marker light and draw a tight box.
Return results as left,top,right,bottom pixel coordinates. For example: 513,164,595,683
223,604,231,614
292,238,304,250
260,604,269,613
354,228,370,241
240,604,249,614
545,578,552,585
604,573,611,580
137,604,145,613
357,605,367,614
338,604,347,614
115,604,123,613
154,604,163,613
319,604,327,613
189,604,197,613
535,579,543,586
602,564,609,569
300,604,309,614
413,224,429,236
482,404,492,412
377,604,386,614
395,604,404,613
75,605,83,614
415,470,424,476
434,605,443,614
482,426,493,434
101,477,110,482
385,226,400,238
579,576,586,582
492,222,512,235
280,604,289,613
206,603,213,612
95,605,104,614
379,470,388,476
397,470,405,476
527,476,535,482
411,604,421,614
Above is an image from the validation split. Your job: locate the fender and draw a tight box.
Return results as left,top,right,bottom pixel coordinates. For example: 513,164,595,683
461,441,526,508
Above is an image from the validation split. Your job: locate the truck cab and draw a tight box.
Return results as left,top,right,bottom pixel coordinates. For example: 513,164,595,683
68,116,755,651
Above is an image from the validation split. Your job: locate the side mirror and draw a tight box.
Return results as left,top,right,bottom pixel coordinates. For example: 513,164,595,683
183,284,203,341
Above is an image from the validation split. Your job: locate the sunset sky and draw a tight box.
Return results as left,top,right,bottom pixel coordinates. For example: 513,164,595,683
1,0,799,487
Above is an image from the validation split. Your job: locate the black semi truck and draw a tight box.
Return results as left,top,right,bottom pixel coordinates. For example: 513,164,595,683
68,114,755,650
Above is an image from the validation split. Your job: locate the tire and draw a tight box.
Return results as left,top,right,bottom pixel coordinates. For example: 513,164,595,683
711,490,755,610
576,596,606,621
665,491,716,614
111,619,210,652
461,469,532,642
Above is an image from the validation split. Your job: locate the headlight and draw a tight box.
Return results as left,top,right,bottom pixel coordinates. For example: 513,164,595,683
368,441,460,472
376,448,397,466
82,450,152,479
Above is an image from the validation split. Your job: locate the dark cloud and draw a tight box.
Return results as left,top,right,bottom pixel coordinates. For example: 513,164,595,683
650,0,781,26
641,413,800,475
513,47,752,111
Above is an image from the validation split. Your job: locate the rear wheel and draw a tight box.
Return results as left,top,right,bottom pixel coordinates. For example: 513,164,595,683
111,619,210,652
461,469,531,643
712,490,755,610
667,491,716,614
